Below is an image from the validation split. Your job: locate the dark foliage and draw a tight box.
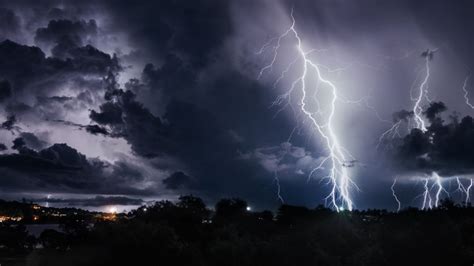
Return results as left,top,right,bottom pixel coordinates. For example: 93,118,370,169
0,196,472,265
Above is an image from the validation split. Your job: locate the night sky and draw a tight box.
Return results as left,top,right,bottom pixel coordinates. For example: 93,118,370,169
1,0,474,211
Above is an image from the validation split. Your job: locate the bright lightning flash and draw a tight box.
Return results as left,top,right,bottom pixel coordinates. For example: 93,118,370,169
456,177,473,205
382,51,471,210
412,57,430,132
273,171,285,204
462,76,474,109
466,179,473,204
391,178,401,212
258,10,358,211
377,56,432,150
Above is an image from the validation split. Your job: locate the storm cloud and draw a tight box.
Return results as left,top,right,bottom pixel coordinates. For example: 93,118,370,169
387,102,474,176
1,0,474,210
0,141,154,195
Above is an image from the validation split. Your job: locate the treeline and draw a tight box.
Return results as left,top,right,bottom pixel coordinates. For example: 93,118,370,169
1,196,474,266
0,199,96,225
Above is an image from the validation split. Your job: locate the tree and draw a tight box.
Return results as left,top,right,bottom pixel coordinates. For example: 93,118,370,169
214,198,248,221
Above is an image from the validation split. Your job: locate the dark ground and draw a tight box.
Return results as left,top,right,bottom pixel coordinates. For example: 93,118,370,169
1,196,473,266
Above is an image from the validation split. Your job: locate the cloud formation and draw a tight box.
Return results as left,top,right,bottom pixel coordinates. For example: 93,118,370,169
0,141,156,195
2,0,474,210
388,102,474,176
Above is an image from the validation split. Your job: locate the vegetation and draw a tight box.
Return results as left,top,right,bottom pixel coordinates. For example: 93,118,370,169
1,196,473,266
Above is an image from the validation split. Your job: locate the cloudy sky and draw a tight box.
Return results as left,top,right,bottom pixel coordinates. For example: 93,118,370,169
1,0,474,211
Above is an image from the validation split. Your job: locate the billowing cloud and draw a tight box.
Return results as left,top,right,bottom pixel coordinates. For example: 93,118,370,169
0,80,12,102
2,0,474,210
104,0,232,67
392,110,414,123
387,102,474,176
241,142,323,176
0,141,155,195
0,39,119,120
35,19,98,57
162,171,193,190
16,132,48,150
0,8,21,42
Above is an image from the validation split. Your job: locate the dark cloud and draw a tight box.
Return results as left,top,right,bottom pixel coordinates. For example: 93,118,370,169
423,101,446,122
5,0,474,210
392,109,414,123
37,96,73,104
0,143,7,151
47,7,69,20
63,45,119,73
0,8,21,42
5,102,31,115
142,54,196,95
0,79,12,102
34,19,98,57
0,0,378,209
0,0,286,206
83,39,303,205
45,119,110,137
137,54,197,113
85,124,108,136
162,171,193,190
11,137,25,151
110,160,145,183
39,143,91,168
18,132,48,150
91,81,229,160
0,39,121,133
0,40,118,96
89,102,123,125
0,40,45,91
89,77,172,157
388,102,474,176
0,0,299,208
0,142,151,195
105,0,232,67
1,115,18,131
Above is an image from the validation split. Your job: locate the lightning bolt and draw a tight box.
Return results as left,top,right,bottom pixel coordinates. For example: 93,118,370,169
379,53,432,147
376,120,402,150
414,74,474,209
412,57,430,132
273,171,285,204
416,173,461,210
391,178,401,212
455,177,473,205
258,9,358,211
455,177,466,197
421,178,433,210
462,76,474,109
381,51,458,210
412,56,453,209
466,179,473,204
432,172,449,208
